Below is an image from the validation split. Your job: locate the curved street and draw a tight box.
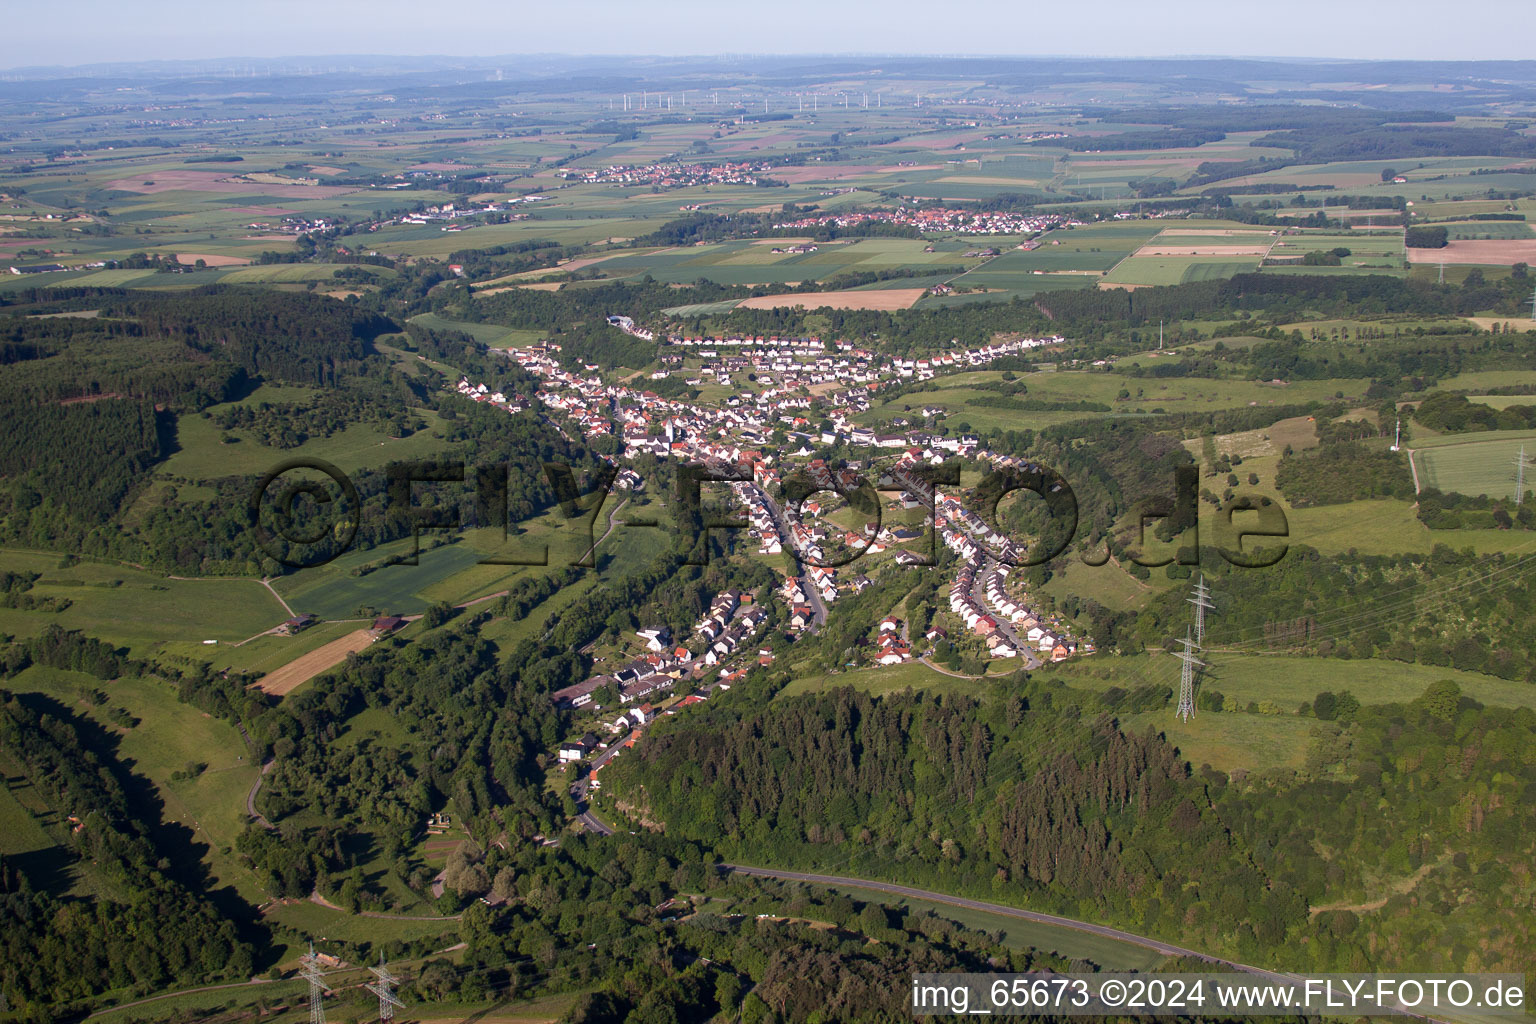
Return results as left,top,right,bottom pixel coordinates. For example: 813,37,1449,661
715,866,1451,1023
722,865,1213,960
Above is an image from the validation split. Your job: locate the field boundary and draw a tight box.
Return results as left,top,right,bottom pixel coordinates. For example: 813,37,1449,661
253,629,375,696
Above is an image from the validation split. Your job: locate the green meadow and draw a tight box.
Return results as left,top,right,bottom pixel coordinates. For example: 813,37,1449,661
160,404,452,481
4,664,266,903
0,548,287,655
1051,653,1536,772
1414,432,1536,499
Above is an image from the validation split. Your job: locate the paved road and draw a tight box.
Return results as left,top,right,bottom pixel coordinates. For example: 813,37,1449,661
722,865,1201,957
245,759,276,830
715,866,1453,1023
577,808,615,836
571,731,637,835
972,557,1043,669
753,483,827,630
886,464,1041,670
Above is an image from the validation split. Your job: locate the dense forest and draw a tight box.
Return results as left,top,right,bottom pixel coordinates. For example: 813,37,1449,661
1275,441,1416,506
0,291,606,576
0,690,255,1019
1129,544,1536,682
1414,390,1536,433
611,680,1536,978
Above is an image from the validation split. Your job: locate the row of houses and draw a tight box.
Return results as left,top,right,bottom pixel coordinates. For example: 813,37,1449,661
694,589,740,639
552,591,770,713
875,616,912,665
947,562,1019,658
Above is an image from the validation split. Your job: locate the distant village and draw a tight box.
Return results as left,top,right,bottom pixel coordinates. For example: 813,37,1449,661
556,160,775,188
771,206,1080,236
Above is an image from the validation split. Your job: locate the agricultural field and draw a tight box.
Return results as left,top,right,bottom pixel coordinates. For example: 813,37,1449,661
1441,220,1535,241
736,287,927,310
1262,230,1406,273
1413,431,1536,499
271,539,497,620
588,236,974,287
1405,238,1536,266
1103,250,1264,286
254,628,377,696
163,617,367,676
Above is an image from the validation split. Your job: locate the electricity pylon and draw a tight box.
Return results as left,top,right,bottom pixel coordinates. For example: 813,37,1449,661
1187,576,1214,645
1514,444,1528,506
365,954,405,1024
1174,629,1205,723
299,943,332,1024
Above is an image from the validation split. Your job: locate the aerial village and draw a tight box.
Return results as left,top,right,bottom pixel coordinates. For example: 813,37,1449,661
451,318,1095,774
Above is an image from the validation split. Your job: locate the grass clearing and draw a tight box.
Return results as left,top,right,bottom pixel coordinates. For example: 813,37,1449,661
1038,558,1156,614
162,405,450,481
780,659,995,699
0,766,59,857
6,665,265,902
261,898,461,957
1055,653,1536,711
273,539,491,619
0,549,288,656
407,312,546,348
1120,707,1317,773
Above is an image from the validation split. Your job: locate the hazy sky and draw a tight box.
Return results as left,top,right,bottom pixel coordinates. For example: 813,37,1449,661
4,0,1534,69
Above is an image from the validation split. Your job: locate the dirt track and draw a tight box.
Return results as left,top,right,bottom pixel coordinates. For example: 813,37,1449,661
253,629,374,696
1133,244,1271,257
